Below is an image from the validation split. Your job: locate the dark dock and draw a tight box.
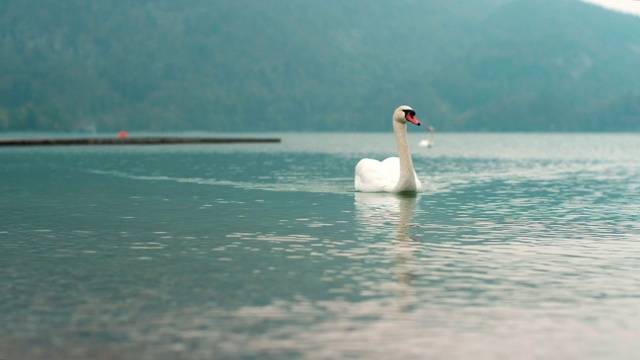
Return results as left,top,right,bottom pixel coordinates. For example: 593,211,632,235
0,137,281,147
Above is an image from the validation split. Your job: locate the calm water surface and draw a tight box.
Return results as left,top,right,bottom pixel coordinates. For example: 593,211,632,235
1,133,640,359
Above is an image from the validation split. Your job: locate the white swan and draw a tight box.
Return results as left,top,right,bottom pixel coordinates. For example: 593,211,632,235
355,105,422,193
419,126,435,148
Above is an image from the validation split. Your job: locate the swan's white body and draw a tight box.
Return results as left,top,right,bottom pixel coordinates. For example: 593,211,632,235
355,106,422,193
418,139,432,148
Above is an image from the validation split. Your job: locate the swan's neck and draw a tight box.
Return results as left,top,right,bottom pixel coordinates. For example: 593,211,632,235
393,120,417,191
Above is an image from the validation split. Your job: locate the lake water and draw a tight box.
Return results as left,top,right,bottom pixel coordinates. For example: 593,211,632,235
1,132,640,359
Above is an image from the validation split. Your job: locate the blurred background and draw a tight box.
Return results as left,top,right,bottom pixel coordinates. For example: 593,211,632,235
1,0,639,133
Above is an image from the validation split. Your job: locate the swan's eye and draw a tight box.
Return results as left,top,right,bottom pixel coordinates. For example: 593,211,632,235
403,110,416,117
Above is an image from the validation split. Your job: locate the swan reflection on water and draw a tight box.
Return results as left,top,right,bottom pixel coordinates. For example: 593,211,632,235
354,192,421,310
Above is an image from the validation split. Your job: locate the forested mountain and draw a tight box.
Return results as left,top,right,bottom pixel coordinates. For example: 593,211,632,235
1,0,639,132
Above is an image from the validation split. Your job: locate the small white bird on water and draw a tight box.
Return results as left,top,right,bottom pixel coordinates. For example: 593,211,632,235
419,126,435,148
354,105,422,193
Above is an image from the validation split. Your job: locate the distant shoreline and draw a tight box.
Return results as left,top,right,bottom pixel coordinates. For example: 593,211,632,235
0,137,281,147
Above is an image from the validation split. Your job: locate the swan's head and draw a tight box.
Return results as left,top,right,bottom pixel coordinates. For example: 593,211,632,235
394,105,421,126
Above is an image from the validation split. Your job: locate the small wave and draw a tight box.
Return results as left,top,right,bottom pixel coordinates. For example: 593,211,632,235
87,169,352,194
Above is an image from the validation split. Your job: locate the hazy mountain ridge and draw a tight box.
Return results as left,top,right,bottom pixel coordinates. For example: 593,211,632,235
0,0,638,132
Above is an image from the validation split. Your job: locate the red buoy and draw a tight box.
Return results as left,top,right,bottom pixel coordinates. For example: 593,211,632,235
118,131,129,138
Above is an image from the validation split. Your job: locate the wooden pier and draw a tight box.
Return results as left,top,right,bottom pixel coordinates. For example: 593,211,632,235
0,137,281,147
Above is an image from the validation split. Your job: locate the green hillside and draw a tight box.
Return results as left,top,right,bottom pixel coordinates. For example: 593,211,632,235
1,0,639,132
